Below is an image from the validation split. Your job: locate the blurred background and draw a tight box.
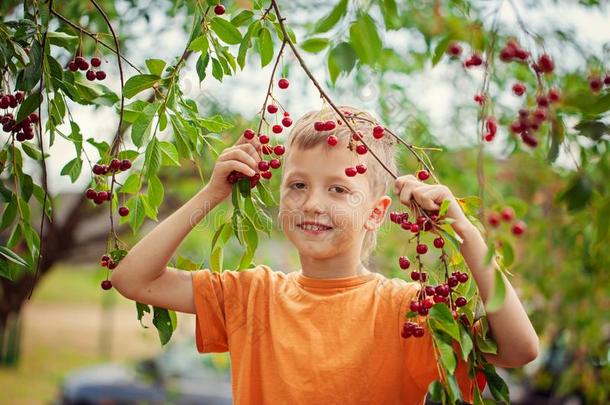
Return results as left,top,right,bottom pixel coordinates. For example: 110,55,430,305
1,0,609,404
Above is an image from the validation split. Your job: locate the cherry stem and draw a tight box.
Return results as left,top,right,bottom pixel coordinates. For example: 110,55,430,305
50,9,142,74
269,0,397,180
257,40,287,137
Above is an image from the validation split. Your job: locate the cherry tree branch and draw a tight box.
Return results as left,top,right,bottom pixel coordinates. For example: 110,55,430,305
257,40,287,136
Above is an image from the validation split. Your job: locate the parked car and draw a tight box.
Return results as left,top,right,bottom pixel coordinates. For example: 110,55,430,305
56,337,232,405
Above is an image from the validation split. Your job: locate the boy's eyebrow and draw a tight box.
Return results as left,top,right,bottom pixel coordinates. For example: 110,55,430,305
285,170,355,184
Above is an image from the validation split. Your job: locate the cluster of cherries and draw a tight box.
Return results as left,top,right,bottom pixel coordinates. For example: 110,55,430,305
86,158,132,216
1,91,40,142
588,73,610,93
228,78,291,185
488,206,526,236
67,56,107,81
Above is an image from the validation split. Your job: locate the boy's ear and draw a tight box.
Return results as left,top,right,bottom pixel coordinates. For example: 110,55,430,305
365,195,392,231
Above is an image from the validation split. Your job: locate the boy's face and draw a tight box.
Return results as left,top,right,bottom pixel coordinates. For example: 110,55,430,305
278,142,389,261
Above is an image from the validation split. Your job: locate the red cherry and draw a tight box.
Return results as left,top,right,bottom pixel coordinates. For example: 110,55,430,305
68,61,78,72
269,159,281,169
548,88,561,103
120,159,132,171
258,161,269,171
110,159,121,171
372,125,385,139
267,104,278,114
356,144,367,155
243,128,255,139
278,78,289,89
282,117,293,127
416,244,428,255
86,70,96,81
457,272,469,283
327,135,338,146
356,163,367,174
101,280,113,290
92,164,105,175
261,145,273,154
488,212,501,227
447,42,462,57
345,167,357,177
425,286,435,296
418,307,429,316
409,300,420,312
410,271,420,281
86,188,97,199
423,299,434,309
410,223,420,233
108,260,117,269
474,93,486,105
501,207,514,222
398,256,410,269
589,76,603,93
261,171,272,179
314,121,325,131
455,297,467,307
214,4,225,15
511,220,526,236
417,170,430,181
272,124,283,134
537,54,554,74
448,276,459,288
273,145,285,155
96,71,106,80
91,57,102,67
118,206,129,216
512,83,526,96
29,112,39,123
433,237,444,248
259,134,270,144
324,120,336,131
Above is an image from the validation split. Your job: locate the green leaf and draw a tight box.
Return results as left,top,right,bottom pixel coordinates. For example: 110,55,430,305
121,173,142,194
486,270,507,312
145,59,166,76
199,114,234,132
159,141,180,166
211,57,223,81
380,0,401,30
429,304,460,341
439,198,451,217
144,138,162,178
258,27,273,68
328,42,356,83
188,35,210,53
459,324,474,360
152,306,175,345
556,173,593,211
136,302,151,328
21,142,44,160
131,102,159,148
476,331,498,354
196,52,210,83
432,36,451,66
0,245,29,268
16,92,42,123
231,10,254,26
436,337,457,374
482,363,510,403
574,119,609,141
547,116,565,163
349,15,382,66
210,17,243,45
129,195,146,234
147,175,164,208
315,0,348,33
60,157,83,183
47,31,78,49
123,74,161,99
300,37,330,53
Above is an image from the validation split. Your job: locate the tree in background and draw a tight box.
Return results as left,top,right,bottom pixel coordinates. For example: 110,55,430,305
0,0,608,403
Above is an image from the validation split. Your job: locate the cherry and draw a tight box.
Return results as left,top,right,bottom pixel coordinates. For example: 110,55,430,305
108,260,118,269
433,294,446,303
448,276,459,288
8,95,18,108
258,161,269,171
511,220,526,236
345,167,357,177
243,128,255,139
533,108,547,122
500,207,514,221
261,171,272,179
512,83,526,96
413,327,424,338
372,125,385,139
410,271,420,281
398,256,411,269
120,159,132,171
259,134,270,144
250,173,260,188
86,70,96,81
278,78,289,89
96,71,106,80
118,206,129,216
536,95,549,108
91,57,102,67
455,297,467,307
447,42,462,57
464,53,483,68
604,75,610,86
110,159,121,171
416,244,428,255
282,117,293,127
589,76,603,93
536,54,554,74
356,163,367,174
101,254,110,263
92,164,105,175
273,145,285,155
410,223,420,233
486,117,497,136
409,300,420,312
324,120,336,131
401,222,412,231
433,237,444,248
86,188,97,199
272,124,283,134
488,212,500,227
418,306,429,316
314,121,325,131
261,145,273,154
521,131,538,147
327,135,338,146
101,280,113,290
425,286,435,296
457,272,469,283
29,112,39,123
14,92,24,103
356,144,367,155
417,170,430,181
548,88,561,103
214,3,225,15
68,61,78,72
269,159,281,169
267,104,278,114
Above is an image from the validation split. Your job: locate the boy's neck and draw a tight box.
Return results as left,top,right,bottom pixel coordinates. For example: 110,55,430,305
298,254,371,279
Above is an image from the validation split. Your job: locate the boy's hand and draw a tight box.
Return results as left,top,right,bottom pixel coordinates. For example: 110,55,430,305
206,135,263,201
394,175,471,231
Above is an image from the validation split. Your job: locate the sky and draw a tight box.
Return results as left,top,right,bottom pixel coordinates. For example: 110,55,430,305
4,0,609,194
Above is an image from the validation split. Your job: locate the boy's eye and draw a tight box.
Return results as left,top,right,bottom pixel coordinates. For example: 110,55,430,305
290,182,306,189
330,186,348,194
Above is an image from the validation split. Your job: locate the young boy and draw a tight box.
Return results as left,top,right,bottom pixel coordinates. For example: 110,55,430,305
110,106,539,404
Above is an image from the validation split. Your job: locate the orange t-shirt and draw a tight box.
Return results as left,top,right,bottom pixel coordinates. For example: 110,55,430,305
191,264,477,404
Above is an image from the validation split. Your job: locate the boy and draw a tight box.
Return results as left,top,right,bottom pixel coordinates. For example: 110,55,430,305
111,106,539,404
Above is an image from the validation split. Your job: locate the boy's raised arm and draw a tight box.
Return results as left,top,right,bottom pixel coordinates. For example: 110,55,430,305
111,136,262,314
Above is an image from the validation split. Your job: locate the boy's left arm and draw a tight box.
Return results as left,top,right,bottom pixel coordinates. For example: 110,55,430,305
394,175,540,368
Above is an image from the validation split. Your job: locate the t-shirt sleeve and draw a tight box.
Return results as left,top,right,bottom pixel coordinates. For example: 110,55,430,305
191,265,266,353
400,286,483,403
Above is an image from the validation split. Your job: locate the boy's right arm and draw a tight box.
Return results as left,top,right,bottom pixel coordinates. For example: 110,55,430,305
110,137,262,314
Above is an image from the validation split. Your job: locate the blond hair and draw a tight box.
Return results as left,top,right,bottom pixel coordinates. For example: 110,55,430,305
283,106,397,264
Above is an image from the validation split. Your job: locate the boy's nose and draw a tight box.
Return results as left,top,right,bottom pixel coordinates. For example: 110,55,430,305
301,190,325,214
